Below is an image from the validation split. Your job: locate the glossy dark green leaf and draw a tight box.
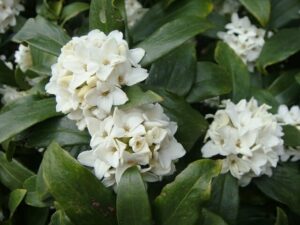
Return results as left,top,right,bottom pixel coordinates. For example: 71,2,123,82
0,96,60,143
239,0,271,26
251,88,279,113
0,151,34,190
22,116,90,148
132,0,213,42
215,42,250,102
14,67,31,90
237,206,275,225
61,2,89,25
137,17,212,66
275,207,289,225
42,142,117,225
154,159,222,225
49,210,74,225
269,0,300,28
0,60,16,86
117,167,152,225
89,0,124,33
146,42,196,96
282,125,300,147
200,209,229,225
256,28,300,73
207,173,239,225
13,16,70,56
268,71,300,106
23,206,49,225
8,189,27,217
120,85,163,110
254,163,300,215
187,62,232,103
153,89,208,150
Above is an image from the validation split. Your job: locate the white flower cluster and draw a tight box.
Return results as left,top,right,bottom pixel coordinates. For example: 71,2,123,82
218,0,241,15
78,104,185,187
201,99,284,186
14,44,33,72
0,0,24,33
218,13,267,72
277,105,300,162
125,0,147,27
46,30,148,130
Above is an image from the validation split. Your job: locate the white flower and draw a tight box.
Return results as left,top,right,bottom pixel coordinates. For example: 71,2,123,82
0,85,27,104
125,0,147,27
0,0,24,33
276,105,300,162
218,13,268,72
218,0,241,15
0,55,13,69
46,29,148,130
78,103,186,188
201,98,284,186
15,44,33,72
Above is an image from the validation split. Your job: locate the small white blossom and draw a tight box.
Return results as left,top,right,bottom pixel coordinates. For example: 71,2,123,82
0,85,27,104
125,0,147,27
218,13,267,72
218,0,241,15
14,44,33,72
277,105,300,162
201,99,284,186
77,103,186,188
0,0,24,33
0,55,13,69
46,29,148,130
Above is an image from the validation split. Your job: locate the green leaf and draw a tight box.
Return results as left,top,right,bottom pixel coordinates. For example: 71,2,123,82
49,210,74,225
269,0,300,28
146,42,196,97
207,173,239,225
137,17,212,66
8,189,27,217
239,0,271,26
153,89,208,150
117,167,152,225
0,60,16,86
268,71,300,106
282,125,300,147
237,206,275,225
13,16,70,56
251,88,279,113
256,28,300,73
23,206,49,225
215,42,250,102
254,163,300,215
132,0,213,43
0,96,60,143
42,142,117,225
61,2,90,25
275,207,289,225
186,62,232,103
154,159,222,225
200,209,229,225
89,0,124,33
120,85,163,110
22,116,90,148
0,151,34,190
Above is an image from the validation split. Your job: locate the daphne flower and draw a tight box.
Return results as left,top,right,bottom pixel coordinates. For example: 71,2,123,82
125,0,147,27
0,85,27,104
78,103,186,188
0,55,13,69
201,99,284,186
218,13,268,72
46,29,148,130
277,105,300,162
14,44,33,72
0,0,24,33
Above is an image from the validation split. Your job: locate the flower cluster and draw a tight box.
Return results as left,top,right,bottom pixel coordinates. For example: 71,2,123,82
0,0,24,33
277,105,300,162
14,44,33,72
218,13,267,71
201,99,284,186
46,30,148,130
125,0,147,27
78,103,186,187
